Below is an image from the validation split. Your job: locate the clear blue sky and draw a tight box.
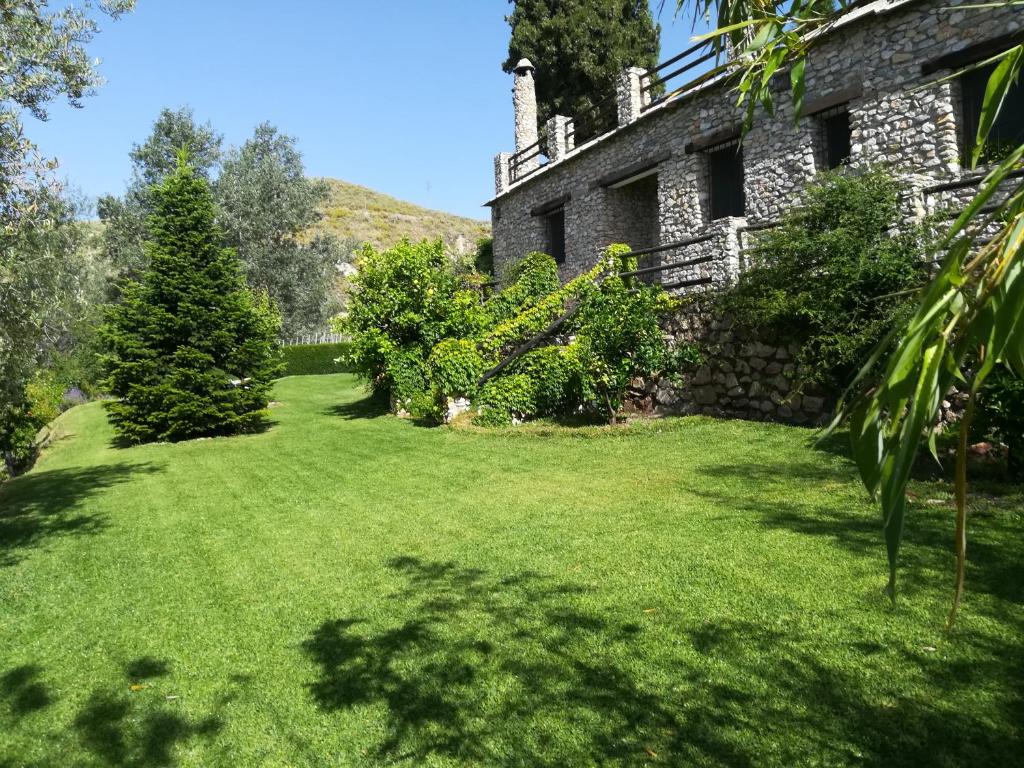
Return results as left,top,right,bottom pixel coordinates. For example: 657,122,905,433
30,1,702,221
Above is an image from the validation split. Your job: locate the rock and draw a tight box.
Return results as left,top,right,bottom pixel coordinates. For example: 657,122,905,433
765,362,783,375
695,385,719,405
692,366,713,385
803,395,825,413
750,357,767,371
445,397,471,424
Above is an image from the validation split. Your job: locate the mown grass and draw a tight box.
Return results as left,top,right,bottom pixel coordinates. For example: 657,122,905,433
0,374,1021,767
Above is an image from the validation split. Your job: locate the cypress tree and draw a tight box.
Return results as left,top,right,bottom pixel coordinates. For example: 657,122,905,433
503,0,662,139
100,154,282,444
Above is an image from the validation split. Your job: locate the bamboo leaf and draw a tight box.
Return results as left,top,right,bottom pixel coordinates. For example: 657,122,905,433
790,58,806,120
970,46,1023,168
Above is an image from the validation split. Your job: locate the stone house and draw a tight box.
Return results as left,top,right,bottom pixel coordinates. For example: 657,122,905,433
486,0,1023,290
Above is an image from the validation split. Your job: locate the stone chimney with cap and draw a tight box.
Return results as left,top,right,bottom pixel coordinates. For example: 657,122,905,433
513,58,540,173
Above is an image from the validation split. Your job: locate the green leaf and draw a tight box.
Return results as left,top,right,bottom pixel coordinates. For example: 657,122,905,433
970,46,1023,168
790,58,806,120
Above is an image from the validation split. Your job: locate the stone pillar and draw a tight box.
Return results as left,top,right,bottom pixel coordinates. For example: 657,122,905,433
494,152,512,195
719,217,743,284
617,67,649,126
544,115,574,163
513,58,540,175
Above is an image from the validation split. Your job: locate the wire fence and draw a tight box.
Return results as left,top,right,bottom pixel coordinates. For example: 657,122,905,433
280,332,348,347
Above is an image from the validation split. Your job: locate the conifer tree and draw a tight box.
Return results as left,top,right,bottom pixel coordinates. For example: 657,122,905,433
100,154,282,444
503,0,661,138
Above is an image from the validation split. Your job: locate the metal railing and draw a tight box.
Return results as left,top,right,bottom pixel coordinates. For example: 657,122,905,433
640,40,722,112
509,136,547,183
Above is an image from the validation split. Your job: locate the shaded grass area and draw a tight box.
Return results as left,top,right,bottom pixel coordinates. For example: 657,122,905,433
0,374,1021,766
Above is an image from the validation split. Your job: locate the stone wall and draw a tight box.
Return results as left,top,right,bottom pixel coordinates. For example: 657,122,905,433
627,304,967,428
638,306,834,426
488,0,1022,288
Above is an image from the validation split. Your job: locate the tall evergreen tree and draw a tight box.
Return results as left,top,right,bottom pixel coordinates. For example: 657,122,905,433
101,155,281,444
503,0,661,139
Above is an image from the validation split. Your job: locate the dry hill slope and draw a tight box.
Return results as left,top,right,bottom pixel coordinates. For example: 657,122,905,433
311,178,490,255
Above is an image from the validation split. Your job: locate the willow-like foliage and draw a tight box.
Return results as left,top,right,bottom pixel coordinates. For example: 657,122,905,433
678,0,1023,624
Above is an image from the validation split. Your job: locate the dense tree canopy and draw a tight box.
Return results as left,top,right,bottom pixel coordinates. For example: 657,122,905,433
1,0,132,474
503,0,661,139
215,124,340,335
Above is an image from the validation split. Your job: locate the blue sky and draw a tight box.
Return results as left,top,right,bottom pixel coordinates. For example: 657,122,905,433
31,1,703,221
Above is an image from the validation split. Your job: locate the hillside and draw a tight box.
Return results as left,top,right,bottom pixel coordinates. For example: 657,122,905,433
311,178,490,255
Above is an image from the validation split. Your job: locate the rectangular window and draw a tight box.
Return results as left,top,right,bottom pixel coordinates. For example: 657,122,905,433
820,106,852,169
547,209,566,264
961,61,1024,164
708,141,745,220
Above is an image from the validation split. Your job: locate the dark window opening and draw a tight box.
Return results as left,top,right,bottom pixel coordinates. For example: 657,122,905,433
961,61,1024,165
708,141,745,220
820,106,852,169
547,209,566,264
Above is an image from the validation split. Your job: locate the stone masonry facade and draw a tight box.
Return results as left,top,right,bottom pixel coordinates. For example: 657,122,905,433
487,0,1021,424
488,0,1022,286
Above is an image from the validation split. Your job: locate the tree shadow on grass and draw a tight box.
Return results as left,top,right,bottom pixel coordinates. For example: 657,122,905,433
0,666,52,718
0,462,161,568
107,414,277,450
689,460,1024,607
1,658,234,768
302,556,1023,766
323,392,390,421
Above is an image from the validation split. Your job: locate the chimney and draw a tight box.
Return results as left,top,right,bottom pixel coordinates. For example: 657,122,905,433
513,59,539,168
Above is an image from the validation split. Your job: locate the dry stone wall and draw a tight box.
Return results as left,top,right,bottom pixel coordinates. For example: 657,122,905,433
626,303,968,427
642,306,834,425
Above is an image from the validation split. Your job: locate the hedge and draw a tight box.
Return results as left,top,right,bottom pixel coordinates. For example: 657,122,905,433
280,342,353,376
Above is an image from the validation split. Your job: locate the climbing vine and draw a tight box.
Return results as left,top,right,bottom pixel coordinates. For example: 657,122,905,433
341,240,673,425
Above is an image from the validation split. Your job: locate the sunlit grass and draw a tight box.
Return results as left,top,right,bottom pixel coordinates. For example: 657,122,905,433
0,374,1020,766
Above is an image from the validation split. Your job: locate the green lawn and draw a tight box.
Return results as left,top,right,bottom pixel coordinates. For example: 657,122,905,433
1,374,1021,767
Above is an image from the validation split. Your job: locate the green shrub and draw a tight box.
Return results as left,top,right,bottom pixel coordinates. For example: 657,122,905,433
428,339,485,398
485,251,562,326
281,342,353,376
343,242,671,426
474,237,494,276
510,345,581,415
474,374,537,427
341,239,487,404
481,260,605,361
1,370,68,477
100,157,282,444
570,263,676,421
976,363,1024,479
717,168,929,397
